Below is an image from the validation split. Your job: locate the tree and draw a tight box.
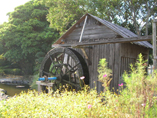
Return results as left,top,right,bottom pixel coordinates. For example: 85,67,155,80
0,0,59,75
43,0,157,35
120,0,157,34
42,0,84,32
42,0,123,33
0,24,4,54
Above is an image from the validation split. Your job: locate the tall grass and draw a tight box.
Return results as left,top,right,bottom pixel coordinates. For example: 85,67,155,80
0,54,157,118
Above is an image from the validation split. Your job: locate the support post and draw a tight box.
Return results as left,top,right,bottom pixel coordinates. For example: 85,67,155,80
79,15,88,42
153,19,157,69
36,81,54,93
81,48,92,65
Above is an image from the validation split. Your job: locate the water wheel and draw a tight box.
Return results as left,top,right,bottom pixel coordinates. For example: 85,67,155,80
39,47,89,91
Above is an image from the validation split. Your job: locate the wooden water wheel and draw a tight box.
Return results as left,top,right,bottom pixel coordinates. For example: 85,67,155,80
39,47,89,91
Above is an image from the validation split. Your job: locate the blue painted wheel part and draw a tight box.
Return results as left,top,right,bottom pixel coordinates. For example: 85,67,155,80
38,77,57,81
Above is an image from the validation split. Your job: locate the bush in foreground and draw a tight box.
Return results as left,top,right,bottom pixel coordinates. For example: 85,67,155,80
0,54,157,118
0,89,105,117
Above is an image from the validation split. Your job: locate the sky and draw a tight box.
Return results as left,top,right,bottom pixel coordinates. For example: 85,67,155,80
0,0,31,24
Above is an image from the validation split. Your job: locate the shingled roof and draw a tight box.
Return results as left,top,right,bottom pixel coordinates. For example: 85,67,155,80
54,13,152,48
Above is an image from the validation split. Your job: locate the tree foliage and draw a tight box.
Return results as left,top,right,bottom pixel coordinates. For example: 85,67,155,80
43,0,157,34
120,0,157,35
0,0,156,75
0,0,59,75
42,0,123,32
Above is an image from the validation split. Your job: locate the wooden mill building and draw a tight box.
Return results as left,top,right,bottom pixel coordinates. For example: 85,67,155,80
52,13,152,92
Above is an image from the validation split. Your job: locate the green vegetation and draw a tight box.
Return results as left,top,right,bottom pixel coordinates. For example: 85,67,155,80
43,0,157,35
0,1,156,116
0,54,22,76
0,0,156,76
0,0,59,76
30,74,39,90
0,54,157,117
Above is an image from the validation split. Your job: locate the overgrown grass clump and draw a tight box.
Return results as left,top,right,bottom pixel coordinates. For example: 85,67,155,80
0,54,157,118
0,89,105,117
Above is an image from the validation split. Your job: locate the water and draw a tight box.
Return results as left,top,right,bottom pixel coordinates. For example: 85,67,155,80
0,83,30,96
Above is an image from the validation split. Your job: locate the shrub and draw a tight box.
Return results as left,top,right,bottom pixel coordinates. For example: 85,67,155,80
0,69,5,76
119,54,157,117
4,68,22,75
98,58,112,92
0,89,105,118
98,53,157,117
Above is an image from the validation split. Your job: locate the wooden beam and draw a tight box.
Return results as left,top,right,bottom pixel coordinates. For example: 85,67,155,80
79,16,88,42
52,35,152,48
80,48,92,65
153,21,157,69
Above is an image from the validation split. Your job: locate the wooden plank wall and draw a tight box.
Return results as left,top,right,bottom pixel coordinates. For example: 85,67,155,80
121,43,149,58
120,43,149,77
65,25,117,41
63,15,150,92
74,43,149,92
74,43,121,93
64,16,118,44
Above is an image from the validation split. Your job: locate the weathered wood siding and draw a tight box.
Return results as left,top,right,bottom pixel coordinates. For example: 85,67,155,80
73,43,121,92
64,16,120,44
73,43,149,92
120,43,149,77
63,16,122,92
62,15,149,92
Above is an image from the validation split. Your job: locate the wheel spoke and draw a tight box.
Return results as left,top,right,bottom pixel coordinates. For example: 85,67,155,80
48,53,54,63
62,49,66,64
40,47,88,92
43,71,51,76
65,63,80,74
56,53,64,64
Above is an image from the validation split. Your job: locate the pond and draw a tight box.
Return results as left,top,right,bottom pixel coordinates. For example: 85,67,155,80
0,83,30,96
